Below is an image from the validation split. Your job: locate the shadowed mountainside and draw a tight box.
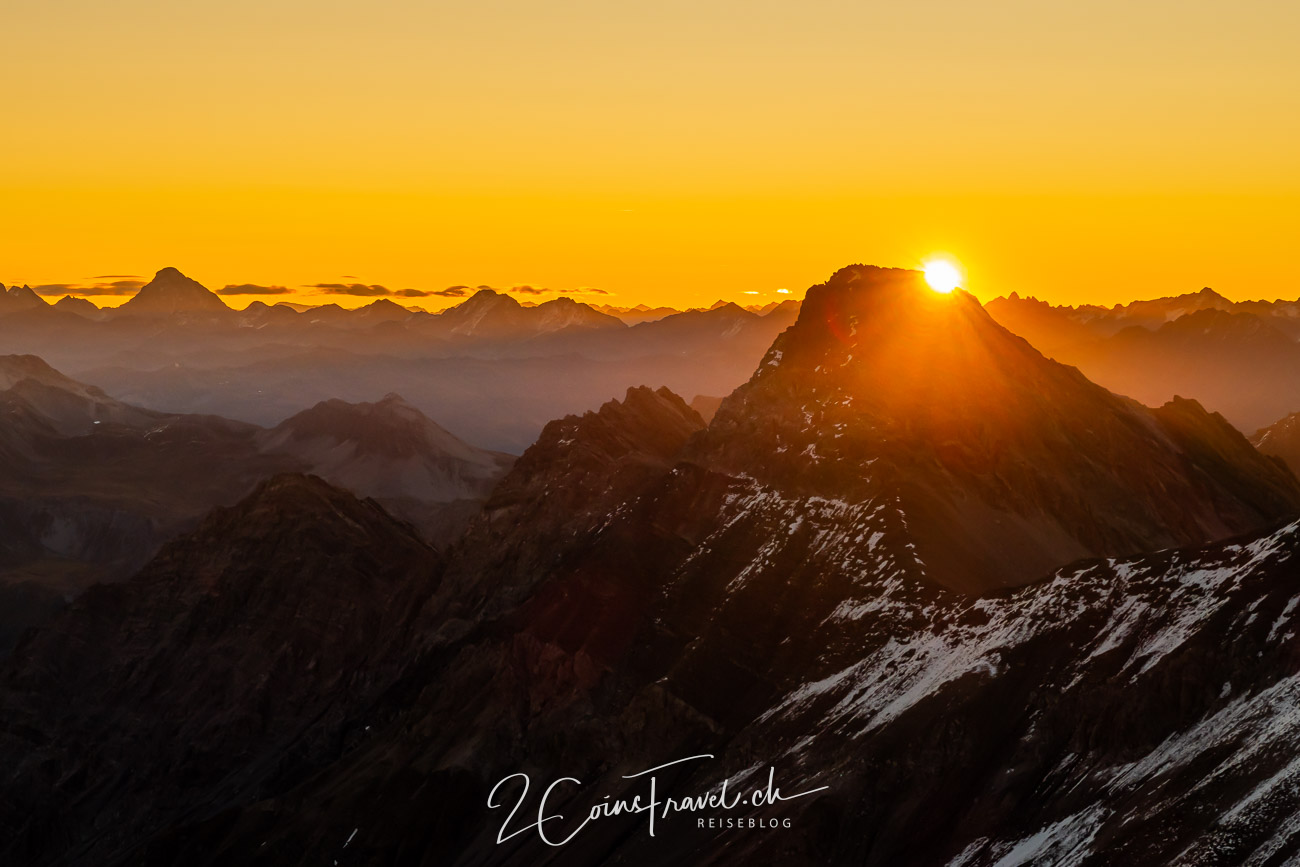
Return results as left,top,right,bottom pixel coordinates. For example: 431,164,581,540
0,356,512,651
5,266,1300,865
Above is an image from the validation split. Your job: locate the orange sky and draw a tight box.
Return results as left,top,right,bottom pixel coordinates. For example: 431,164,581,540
4,1,1299,311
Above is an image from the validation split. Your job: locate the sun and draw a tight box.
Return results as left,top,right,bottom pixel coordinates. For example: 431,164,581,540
923,259,963,294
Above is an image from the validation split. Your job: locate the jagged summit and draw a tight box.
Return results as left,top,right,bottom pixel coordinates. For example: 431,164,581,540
116,267,231,316
526,385,703,467
695,264,1300,591
0,284,50,314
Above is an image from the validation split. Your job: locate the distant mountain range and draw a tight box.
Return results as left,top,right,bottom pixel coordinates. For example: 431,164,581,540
0,268,801,452
6,265,1300,865
3,270,792,325
986,288,1300,432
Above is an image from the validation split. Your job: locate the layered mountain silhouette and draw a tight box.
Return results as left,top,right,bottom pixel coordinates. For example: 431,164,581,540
5,265,1300,865
0,355,512,651
0,268,795,452
987,289,1300,432
430,288,624,338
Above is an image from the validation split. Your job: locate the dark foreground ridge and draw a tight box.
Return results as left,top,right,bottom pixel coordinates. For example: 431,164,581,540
3,265,1300,865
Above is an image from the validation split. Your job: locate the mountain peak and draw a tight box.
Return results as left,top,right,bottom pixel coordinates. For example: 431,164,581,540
54,295,103,319
361,298,409,313
695,263,1300,591
757,264,987,389
118,267,231,316
152,266,186,283
460,287,516,306
257,395,512,505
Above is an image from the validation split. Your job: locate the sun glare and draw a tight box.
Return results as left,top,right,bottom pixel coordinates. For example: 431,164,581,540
923,260,963,294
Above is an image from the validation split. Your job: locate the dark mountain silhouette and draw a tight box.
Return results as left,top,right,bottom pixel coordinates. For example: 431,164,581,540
0,475,442,865
114,267,232,317
695,265,1300,591
5,266,1300,865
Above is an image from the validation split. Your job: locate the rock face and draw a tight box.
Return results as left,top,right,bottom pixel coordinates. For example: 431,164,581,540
1253,411,1300,477
5,266,1300,866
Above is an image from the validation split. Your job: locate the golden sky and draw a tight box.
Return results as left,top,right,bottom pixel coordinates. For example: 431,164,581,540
4,0,1299,310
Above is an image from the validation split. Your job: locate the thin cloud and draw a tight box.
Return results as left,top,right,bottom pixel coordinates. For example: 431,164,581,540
91,274,142,279
431,286,470,298
505,284,610,297
307,283,391,297
33,280,143,297
394,288,434,298
217,284,291,296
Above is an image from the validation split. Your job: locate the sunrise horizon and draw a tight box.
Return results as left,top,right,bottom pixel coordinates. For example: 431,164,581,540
6,255,1296,314
7,1,1298,312
10,4,1300,862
